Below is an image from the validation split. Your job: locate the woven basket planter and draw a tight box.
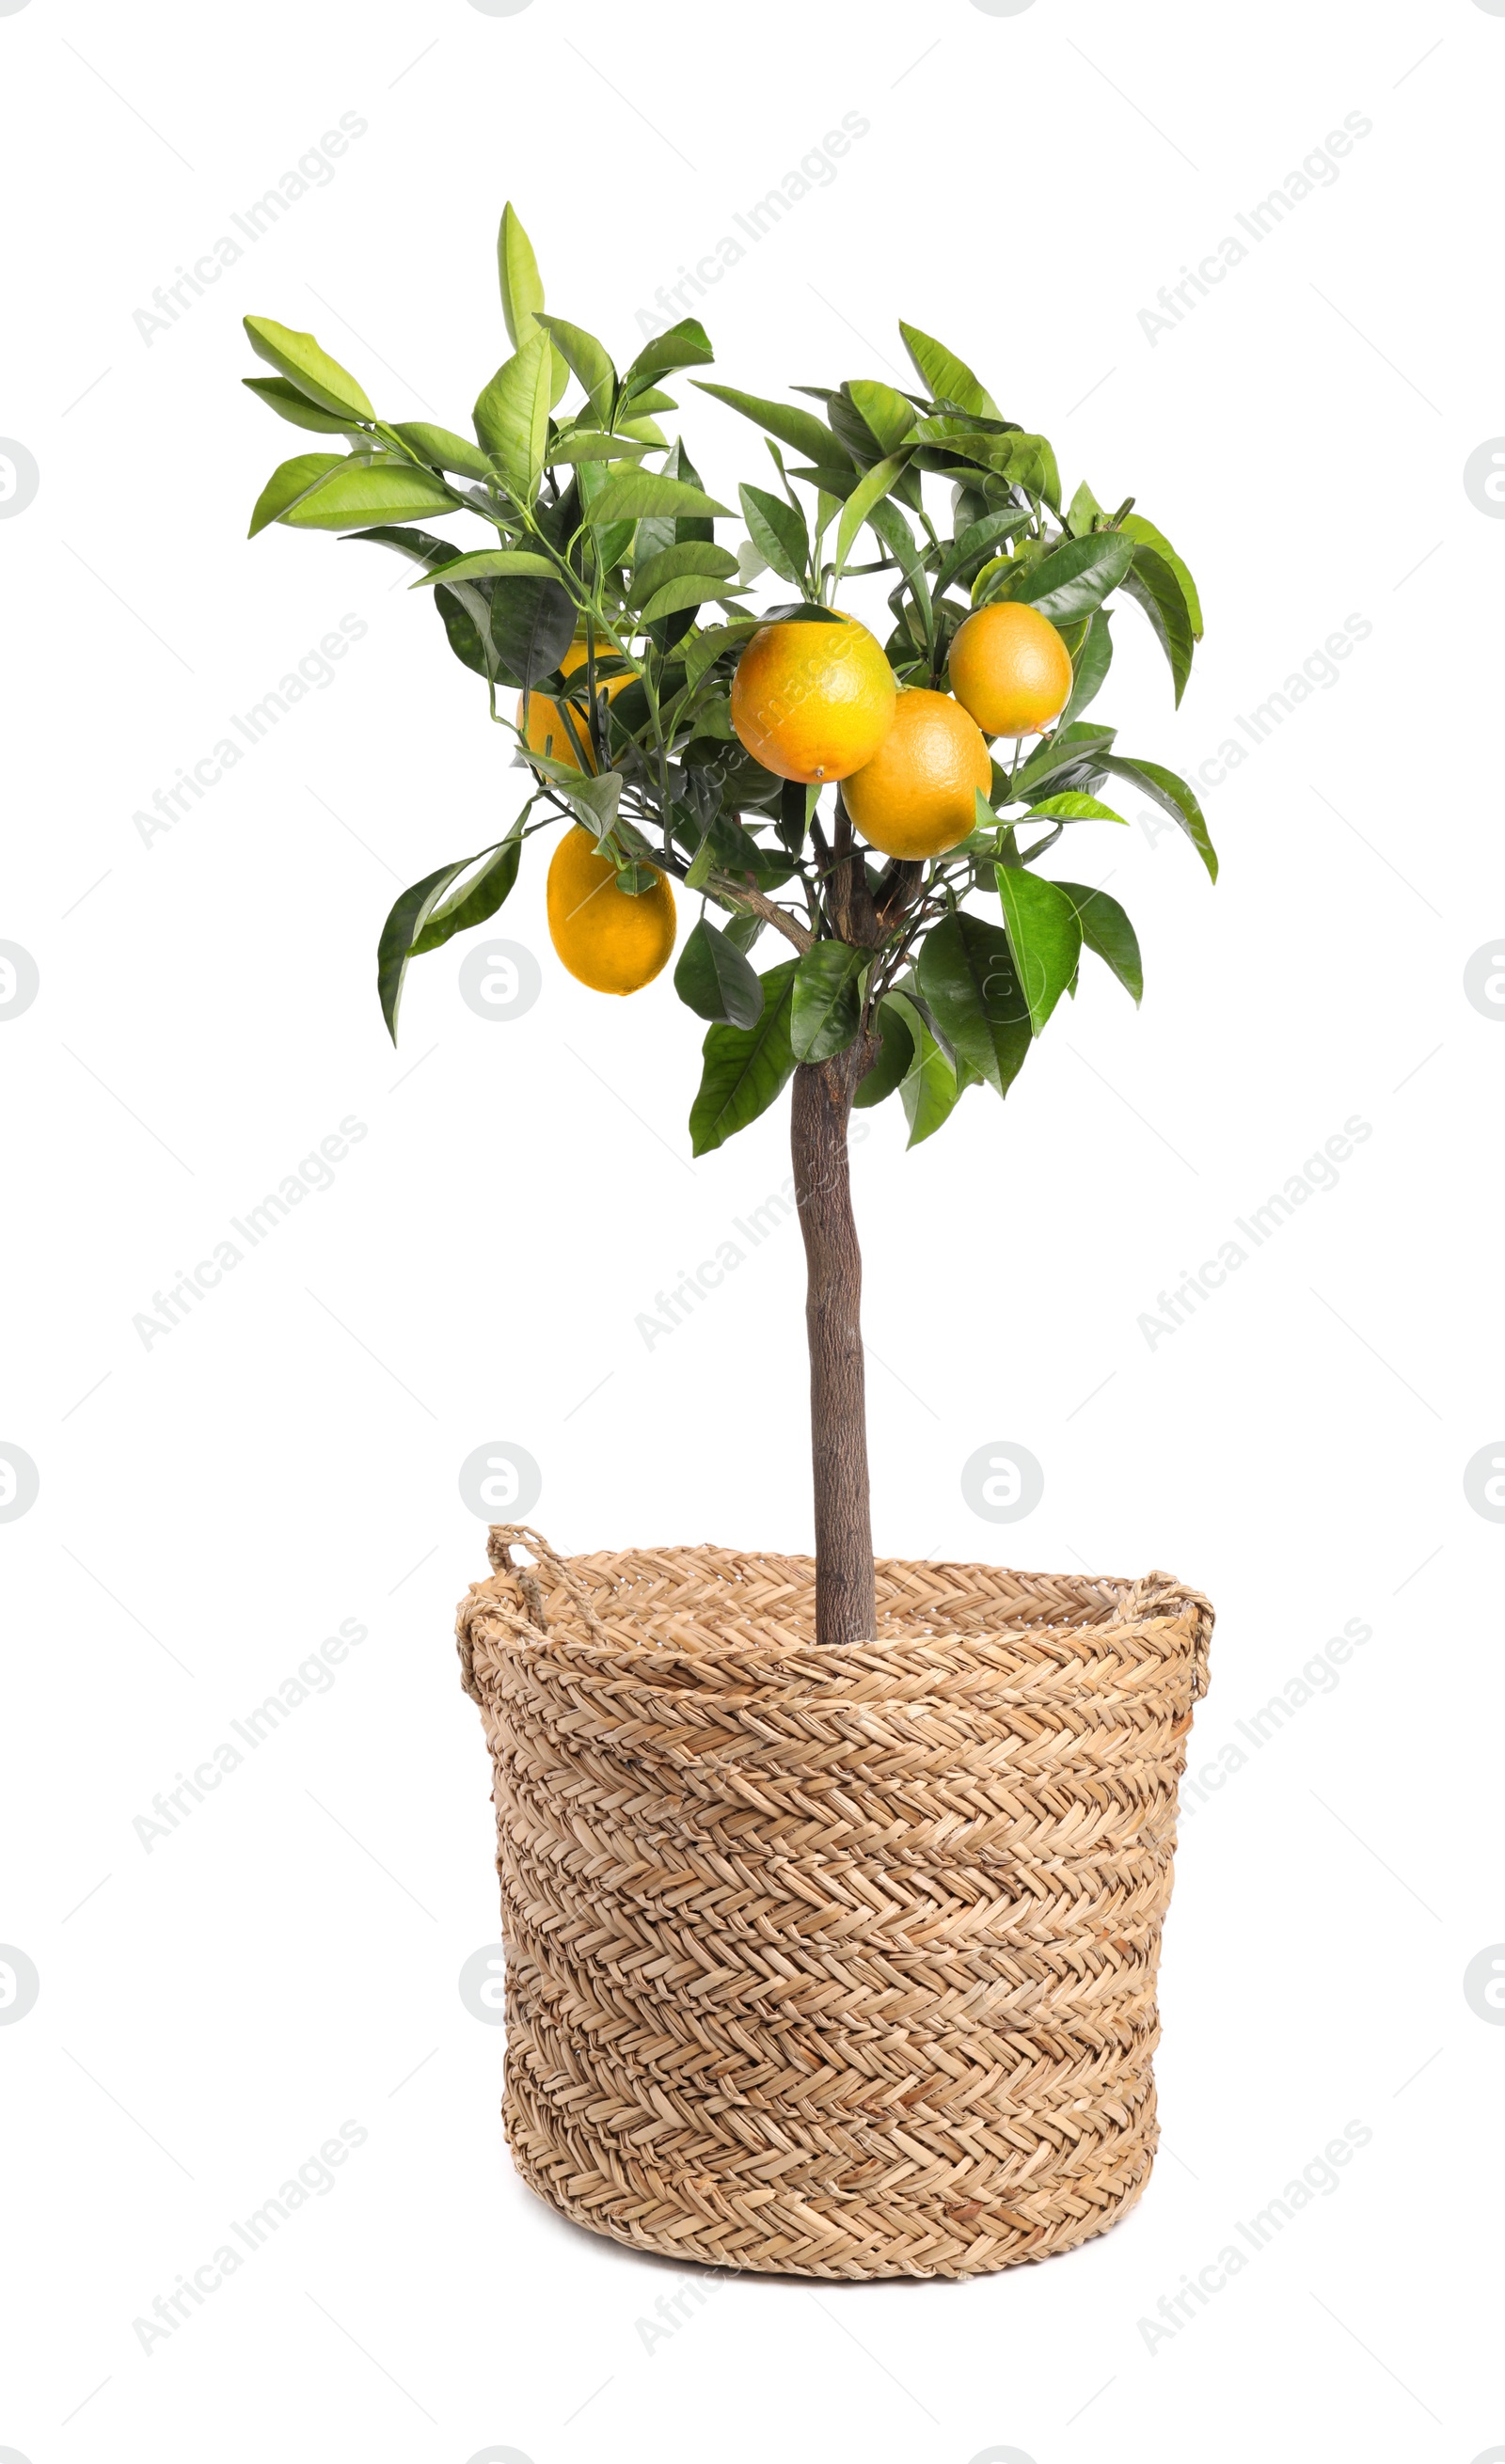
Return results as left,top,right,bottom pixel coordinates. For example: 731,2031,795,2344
457,1523,1212,2282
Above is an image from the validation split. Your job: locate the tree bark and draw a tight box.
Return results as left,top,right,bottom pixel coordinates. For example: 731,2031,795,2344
791,1037,876,1647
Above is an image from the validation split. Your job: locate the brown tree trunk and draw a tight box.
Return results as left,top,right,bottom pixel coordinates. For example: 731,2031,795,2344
791,1038,876,1647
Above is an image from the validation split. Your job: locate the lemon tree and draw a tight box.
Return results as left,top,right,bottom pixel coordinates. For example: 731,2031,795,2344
242,204,1213,1646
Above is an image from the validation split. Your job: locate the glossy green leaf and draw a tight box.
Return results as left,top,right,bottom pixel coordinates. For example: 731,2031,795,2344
377,854,480,1043
243,317,372,421
535,312,615,426
886,990,962,1146
852,996,914,1110
473,334,551,504
739,482,808,588
1119,544,1196,704
693,381,854,477
408,838,522,955
1120,513,1203,638
546,429,650,465
242,377,355,435
896,322,1001,420
689,959,798,1155
407,548,558,590
490,574,579,690
640,574,746,624
247,451,343,537
1097,754,1217,881
790,942,865,1062
277,457,457,529
673,915,765,1028
916,911,1031,1097
1022,791,1128,824
632,540,739,601
1066,479,1106,536
932,508,1038,596
497,202,544,346
994,864,1083,1035
845,379,917,457
586,469,730,526
1054,880,1143,1004
390,422,493,480
1010,721,1118,801
834,450,911,577
1014,530,1135,624
622,318,714,394
1058,608,1114,728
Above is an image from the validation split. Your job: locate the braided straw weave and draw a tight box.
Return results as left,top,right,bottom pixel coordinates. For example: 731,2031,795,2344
457,1524,1212,2282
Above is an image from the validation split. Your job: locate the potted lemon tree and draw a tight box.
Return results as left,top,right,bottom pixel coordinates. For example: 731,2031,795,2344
242,208,1217,2280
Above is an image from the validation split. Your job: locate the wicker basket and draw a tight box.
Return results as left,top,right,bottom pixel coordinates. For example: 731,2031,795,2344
457,1524,1212,2282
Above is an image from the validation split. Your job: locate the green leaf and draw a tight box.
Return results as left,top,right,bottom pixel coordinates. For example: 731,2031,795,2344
916,911,1031,1097
1022,791,1128,824
896,322,1001,420
545,429,651,465
845,379,917,457
739,483,809,589
1066,479,1106,536
377,855,479,1043
622,317,715,394
853,996,914,1110
277,457,457,530
242,377,355,436
886,990,962,1147
1054,880,1143,1004
1120,513,1203,638
535,312,615,426
632,540,740,601
408,838,522,955
243,317,372,421
248,451,342,537
1118,544,1196,704
1010,721,1118,801
640,575,746,624
673,915,765,1028
790,942,865,1062
473,334,551,505
993,865,1083,1035
1058,608,1114,728
490,575,579,690
391,421,493,479
1097,755,1218,882
689,959,798,1155
933,509,1038,596
586,469,730,525
558,768,625,846
834,450,912,577
408,547,560,588
1013,530,1135,624
692,381,855,477
497,202,544,347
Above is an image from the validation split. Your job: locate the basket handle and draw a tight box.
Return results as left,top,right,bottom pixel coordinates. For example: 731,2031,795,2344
485,1522,610,1640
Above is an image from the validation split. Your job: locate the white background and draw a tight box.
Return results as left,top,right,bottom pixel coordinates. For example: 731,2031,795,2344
2,0,1501,2457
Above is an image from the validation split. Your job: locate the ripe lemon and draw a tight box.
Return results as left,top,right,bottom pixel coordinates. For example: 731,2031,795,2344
519,635,630,775
841,687,991,861
948,601,1073,738
546,826,675,995
731,610,895,782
